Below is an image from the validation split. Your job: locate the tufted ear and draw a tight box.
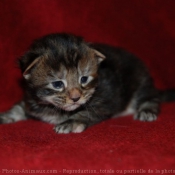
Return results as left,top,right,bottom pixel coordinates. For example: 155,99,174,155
18,52,42,80
93,50,106,64
22,57,41,79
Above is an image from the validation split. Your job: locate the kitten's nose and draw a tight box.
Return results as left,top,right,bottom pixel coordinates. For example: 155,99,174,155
71,97,80,102
69,88,81,102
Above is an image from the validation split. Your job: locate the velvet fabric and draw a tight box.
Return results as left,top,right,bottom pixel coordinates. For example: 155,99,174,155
0,0,175,173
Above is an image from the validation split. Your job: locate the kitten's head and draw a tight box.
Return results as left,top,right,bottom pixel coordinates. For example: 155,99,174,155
19,33,105,111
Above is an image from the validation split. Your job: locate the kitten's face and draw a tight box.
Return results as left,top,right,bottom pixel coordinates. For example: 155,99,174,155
21,34,105,111
32,53,98,111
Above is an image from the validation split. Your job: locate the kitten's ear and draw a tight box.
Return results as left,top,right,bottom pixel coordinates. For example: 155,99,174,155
23,57,41,79
93,50,106,63
18,52,42,80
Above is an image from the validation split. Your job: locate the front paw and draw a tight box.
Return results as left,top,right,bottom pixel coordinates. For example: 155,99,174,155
54,120,87,134
134,110,157,122
0,114,14,124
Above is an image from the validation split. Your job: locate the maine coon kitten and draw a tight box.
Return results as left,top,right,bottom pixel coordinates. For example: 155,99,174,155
0,33,175,133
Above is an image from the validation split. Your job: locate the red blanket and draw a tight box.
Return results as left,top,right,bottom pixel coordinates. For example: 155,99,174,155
0,0,175,173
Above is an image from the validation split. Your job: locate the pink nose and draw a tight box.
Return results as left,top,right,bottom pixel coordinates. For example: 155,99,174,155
69,88,81,102
71,97,80,102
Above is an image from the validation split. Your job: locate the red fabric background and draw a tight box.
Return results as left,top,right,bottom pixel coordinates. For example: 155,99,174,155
0,0,175,174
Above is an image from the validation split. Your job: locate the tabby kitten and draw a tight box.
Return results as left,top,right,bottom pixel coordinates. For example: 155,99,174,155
0,33,174,133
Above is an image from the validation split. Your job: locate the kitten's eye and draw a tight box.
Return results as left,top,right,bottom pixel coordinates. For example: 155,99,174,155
81,76,88,84
52,81,64,89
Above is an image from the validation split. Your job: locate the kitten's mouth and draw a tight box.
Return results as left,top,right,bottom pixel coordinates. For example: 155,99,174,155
62,104,81,111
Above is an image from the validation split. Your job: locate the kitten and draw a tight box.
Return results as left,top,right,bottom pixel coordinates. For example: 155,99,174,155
0,33,175,133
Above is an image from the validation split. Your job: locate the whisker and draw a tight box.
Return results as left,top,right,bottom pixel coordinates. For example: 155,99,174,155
87,103,101,119
83,104,90,119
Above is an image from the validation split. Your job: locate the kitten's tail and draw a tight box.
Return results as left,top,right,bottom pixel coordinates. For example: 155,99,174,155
159,89,175,102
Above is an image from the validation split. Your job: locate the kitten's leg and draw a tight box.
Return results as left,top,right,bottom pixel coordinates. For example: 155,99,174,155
0,101,27,124
54,111,101,134
134,87,160,122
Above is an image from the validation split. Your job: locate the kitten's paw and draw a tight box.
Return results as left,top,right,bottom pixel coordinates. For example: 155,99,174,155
134,111,157,122
0,114,14,124
54,120,87,134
